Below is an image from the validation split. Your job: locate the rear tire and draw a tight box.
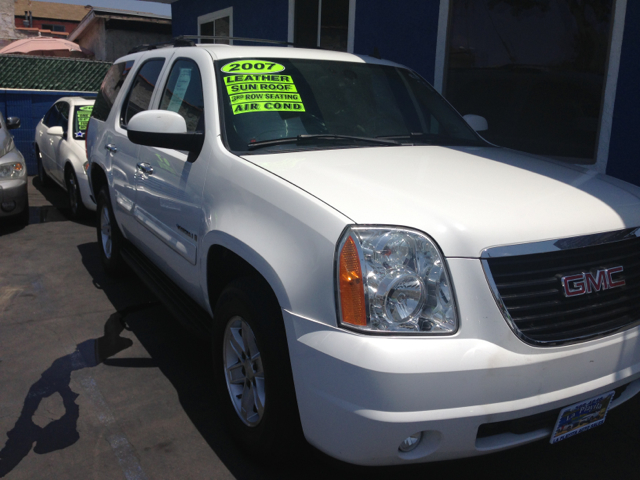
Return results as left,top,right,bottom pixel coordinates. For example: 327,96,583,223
36,147,50,187
65,167,87,220
96,187,125,276
212,277,303,461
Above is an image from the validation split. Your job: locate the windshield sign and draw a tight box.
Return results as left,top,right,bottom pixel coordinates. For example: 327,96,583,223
73,105,94,140
216,58,486,153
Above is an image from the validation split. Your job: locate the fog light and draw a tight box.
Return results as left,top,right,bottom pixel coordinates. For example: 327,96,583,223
1,201,16,212
398,432,423,452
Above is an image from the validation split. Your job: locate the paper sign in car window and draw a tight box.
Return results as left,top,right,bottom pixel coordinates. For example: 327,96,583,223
221,60,286,74
223,69,306,115
76,105,93,131
167,68,192,112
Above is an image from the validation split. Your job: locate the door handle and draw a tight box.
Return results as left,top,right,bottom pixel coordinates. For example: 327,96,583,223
136,162,153,175
105,144,117,153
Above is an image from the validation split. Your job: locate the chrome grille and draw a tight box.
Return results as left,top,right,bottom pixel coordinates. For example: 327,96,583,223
483,228,640,346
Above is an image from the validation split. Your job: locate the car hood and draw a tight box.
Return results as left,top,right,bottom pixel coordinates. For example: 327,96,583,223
243,146,640,257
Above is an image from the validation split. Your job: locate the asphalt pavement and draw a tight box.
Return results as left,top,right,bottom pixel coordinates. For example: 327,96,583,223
1,177,639,479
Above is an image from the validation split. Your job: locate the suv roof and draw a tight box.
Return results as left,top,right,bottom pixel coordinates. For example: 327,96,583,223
120,42,401,68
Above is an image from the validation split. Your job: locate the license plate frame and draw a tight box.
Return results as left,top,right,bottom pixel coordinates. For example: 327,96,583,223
550,390,615,444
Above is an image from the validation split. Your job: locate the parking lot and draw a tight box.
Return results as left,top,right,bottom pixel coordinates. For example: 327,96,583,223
1,177,640,480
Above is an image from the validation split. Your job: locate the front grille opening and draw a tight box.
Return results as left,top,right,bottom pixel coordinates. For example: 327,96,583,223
476,384,628,439
485,234,640,345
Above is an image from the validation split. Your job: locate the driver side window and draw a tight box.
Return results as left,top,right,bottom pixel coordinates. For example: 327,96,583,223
159,59,205,132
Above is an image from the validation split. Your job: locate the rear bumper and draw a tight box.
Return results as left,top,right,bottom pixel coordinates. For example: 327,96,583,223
283,258,640,465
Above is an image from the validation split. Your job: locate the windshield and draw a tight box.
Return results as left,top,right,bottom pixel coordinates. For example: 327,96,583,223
215,58,487,153
73,104,94,140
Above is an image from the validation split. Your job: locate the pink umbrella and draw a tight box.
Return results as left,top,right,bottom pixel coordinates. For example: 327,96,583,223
0,37,93,58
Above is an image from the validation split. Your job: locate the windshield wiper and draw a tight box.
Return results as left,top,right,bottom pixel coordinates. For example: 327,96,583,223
247,134,400,151
378,132,483,146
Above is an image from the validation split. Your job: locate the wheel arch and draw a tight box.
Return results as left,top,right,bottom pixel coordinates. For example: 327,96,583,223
205,232,291,321
89,162,108,199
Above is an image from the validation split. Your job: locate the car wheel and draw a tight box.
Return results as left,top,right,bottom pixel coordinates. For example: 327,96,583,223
213,278,303,460
65,168,87,219
96,187,125,275
36,147,50,187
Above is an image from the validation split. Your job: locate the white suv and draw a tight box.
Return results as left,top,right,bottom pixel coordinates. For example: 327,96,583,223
86,41,640,466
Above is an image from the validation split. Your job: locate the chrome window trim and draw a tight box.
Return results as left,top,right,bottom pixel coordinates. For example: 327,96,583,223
481,226,640,347
481,227,640,259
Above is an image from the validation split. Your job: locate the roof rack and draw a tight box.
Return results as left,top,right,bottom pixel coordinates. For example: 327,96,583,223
127,36,294,55
175,35,294,46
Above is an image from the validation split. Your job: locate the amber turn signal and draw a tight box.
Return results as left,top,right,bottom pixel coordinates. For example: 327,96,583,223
339,236,367,327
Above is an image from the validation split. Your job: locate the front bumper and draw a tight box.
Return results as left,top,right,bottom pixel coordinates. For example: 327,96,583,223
0,177,28,219
76,168,96,211
283,258,640,465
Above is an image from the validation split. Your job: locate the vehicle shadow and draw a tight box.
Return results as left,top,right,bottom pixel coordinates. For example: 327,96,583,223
31,176,95,227
74,241,640,480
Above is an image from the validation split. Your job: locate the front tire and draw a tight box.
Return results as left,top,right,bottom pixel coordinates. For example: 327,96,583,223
213,278,303,460
66,168,88,220
96,187,125,275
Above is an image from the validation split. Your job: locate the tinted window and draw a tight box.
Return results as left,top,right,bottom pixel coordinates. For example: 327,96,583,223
121,59,165,127
159,59,205,132
55,102,70,134
92,61,134,122
43,106,57,127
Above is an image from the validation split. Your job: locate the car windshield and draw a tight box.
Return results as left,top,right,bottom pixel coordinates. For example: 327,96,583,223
73,104,94,141
215,58,487,153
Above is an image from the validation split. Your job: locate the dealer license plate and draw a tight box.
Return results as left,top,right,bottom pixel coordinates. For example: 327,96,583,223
550,391,615,444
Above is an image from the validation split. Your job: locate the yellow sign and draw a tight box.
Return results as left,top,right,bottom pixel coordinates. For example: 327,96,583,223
76,105,94,131
232,102,305,115
222,69,305,115
221,60,285,74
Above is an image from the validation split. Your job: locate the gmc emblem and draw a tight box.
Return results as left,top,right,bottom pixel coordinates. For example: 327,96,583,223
561,266,626,297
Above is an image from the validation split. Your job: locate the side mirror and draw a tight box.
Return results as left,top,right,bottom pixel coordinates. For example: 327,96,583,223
127,110,204,153
463,114,488,132
6,117,20,130
47,126,64,136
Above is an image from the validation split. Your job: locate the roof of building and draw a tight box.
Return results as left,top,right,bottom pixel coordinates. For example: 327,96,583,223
69,7,171,42
14,0,90,22
0,54,111,91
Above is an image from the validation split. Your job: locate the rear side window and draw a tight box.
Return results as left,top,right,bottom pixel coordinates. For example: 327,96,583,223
92,60,134,122
121,59,165,127
159,59,205,132
55,102,70,134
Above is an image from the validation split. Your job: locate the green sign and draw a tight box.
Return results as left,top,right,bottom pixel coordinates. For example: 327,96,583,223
222,71,305,115
221,60,285,74
76,105,94,131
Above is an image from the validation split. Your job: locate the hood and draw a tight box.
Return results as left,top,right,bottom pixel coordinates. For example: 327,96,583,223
243,146,640,258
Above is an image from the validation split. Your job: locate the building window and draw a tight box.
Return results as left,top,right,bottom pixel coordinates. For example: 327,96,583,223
293,0,354,52
198,7,233,44
42,24,65,32
445,0,614,163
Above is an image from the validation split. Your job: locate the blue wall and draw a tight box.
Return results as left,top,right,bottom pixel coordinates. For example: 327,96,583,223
607,2,640,187
352,1,440,84
0,90,95,175
172,0,289,41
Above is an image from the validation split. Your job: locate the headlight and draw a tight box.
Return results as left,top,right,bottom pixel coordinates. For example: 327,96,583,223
0,161,25,178
335,226,458,335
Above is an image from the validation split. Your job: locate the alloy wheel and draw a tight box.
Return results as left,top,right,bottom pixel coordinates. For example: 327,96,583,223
223,316,265,426
100,204,112,259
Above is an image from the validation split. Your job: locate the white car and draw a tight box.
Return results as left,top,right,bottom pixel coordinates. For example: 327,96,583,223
86,41,640,466
35,96,96,218
0,112,27,224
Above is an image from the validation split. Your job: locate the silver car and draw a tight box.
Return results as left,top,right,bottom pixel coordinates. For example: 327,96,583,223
0,113,27,224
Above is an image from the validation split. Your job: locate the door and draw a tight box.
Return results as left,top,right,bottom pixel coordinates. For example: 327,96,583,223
133,54,209,294
108,56,168,238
